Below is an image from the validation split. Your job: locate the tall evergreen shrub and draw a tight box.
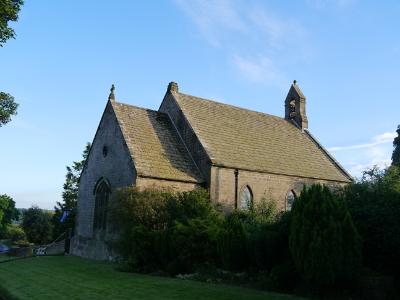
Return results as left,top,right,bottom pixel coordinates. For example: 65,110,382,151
289,184,361,288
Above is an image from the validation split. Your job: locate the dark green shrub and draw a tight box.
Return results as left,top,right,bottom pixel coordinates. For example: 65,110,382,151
168,217,221,274
270,261,299,291
246,212,291,271
110,188,222,273
345,166,400,278
22,206,54,245
0,194,19,238
217,211,249,271
289,184,361,289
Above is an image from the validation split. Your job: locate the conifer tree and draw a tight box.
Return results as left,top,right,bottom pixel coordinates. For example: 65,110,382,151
289,184,361,289
392,125,400,167
52,143,91,239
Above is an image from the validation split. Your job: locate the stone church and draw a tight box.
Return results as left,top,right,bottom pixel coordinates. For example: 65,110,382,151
71,81,352,259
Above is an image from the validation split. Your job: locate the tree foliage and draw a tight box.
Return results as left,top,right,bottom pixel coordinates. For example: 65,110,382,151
1,0,23,126
289,184,361,289
0,194,19,238
345,166,400,277
52,143,91,239
22,206,53,244
0,0,23,46
110,188,223,274
5,224,26,243
392,125,400,167
0,92,18,127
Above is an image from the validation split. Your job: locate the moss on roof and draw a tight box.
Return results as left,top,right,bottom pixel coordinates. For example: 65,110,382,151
172,92,351,183
111,101,203,183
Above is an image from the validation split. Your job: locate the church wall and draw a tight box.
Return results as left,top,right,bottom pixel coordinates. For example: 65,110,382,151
72,102,136,260
210,166,346,212
159,93,211,185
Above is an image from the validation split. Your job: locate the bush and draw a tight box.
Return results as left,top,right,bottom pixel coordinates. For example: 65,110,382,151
270,261,299,292
246,212,292,272
22,206,54,245
5,225,26,243
217,211,248,271
110,188,222,274
0,194,19,238
289,184,362,290
168,218,221,274
345,166,400,278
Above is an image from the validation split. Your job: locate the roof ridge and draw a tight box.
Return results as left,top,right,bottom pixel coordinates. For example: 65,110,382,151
111,99,203,183
177,92,286,122
112,100,165,115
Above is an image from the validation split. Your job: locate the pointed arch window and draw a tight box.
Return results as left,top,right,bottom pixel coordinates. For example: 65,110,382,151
93,178,111,231
286,190,296,211
239,185,253,210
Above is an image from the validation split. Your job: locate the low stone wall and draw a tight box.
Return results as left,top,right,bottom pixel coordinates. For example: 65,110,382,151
44,240,65,255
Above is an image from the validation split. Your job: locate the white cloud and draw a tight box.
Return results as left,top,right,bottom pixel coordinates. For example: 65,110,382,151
328,132,396,152
248,8,306,49
174,0,309,86
232,55,285,87
329,132,395,178
173,0,246,47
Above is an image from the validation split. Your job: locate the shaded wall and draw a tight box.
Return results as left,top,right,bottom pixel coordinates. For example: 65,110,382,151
71,102,136,259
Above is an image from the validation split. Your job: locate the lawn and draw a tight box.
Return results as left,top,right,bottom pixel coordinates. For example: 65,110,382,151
0,256,304,300
0,254,12,262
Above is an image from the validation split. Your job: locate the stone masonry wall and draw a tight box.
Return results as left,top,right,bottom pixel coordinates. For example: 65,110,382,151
71,102,136,259
210,166,346,212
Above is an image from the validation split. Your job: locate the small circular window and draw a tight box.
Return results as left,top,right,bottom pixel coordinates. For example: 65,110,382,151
102,145,108,157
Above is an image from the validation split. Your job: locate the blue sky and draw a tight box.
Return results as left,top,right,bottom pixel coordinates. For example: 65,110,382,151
0,0,399,209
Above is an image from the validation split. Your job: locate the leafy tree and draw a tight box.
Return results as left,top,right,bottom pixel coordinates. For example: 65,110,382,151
0,0,23,126
392,125,400,167
0,0,24,46
22,206,53,244
0,92,18,127
0,194,19,238
52,143,91,239
5,224,26,243
289,184,361,289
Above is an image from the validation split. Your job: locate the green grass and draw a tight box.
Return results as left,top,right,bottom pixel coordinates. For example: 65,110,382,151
0,256,304,300
0,254,11,262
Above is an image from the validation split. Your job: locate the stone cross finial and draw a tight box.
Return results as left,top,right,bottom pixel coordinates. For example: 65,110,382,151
167,81,179,93
108,84,115,101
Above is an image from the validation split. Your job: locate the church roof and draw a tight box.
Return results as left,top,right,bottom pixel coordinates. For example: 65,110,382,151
111,101,203,183
171,91,352,183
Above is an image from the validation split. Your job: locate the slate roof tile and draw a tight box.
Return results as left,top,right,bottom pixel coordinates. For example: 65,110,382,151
111,101,203,183
172,92,351,183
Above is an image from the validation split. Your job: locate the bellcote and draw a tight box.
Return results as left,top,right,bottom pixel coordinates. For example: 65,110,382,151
284,80,308,129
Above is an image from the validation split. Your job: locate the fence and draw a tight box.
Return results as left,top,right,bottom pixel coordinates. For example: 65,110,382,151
0,232,68,264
